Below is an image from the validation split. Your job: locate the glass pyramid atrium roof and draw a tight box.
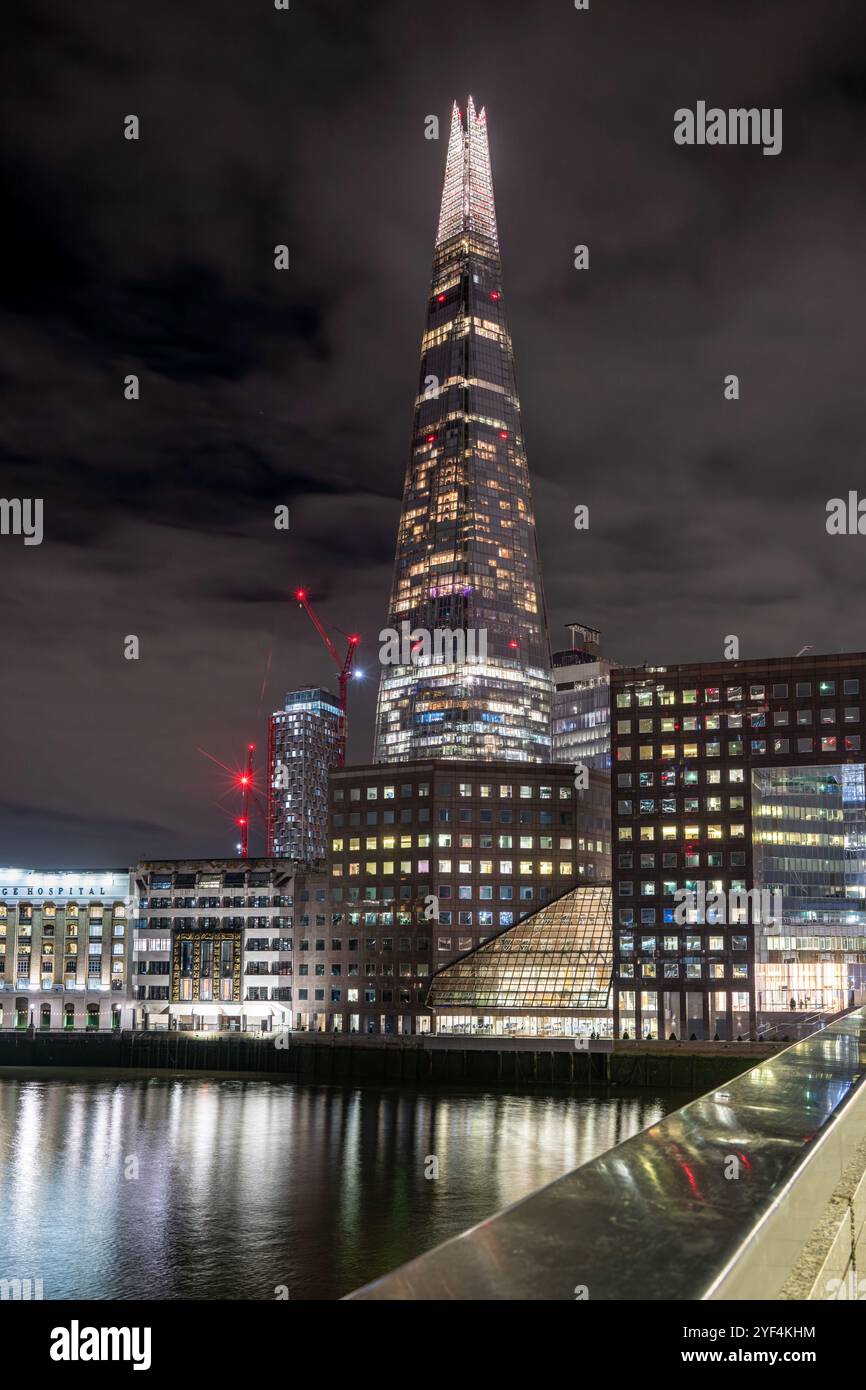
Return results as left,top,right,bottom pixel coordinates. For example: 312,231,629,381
427,884,613,1012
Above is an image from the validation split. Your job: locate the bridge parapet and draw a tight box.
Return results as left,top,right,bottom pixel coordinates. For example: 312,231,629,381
347,1007,866,1300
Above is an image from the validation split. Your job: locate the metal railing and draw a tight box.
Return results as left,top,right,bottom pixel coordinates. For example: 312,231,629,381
347,1005,866,1301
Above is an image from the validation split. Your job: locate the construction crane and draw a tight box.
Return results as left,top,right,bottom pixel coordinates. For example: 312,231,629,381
293,588,360,767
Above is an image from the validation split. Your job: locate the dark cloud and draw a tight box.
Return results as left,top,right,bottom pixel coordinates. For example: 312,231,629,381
1,0,865,865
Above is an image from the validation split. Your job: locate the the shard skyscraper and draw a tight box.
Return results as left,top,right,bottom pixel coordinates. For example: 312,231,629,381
374,98,553,762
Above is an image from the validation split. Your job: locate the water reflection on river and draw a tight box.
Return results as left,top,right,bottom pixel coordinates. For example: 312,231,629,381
0,1073,687,1300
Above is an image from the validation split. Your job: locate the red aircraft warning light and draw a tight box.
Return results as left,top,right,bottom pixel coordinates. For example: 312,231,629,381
237,743,255,857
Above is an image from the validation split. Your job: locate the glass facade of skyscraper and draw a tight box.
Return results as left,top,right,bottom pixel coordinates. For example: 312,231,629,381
374,98,552,763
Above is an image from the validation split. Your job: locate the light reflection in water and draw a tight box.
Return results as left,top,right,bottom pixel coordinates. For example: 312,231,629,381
0,1075,687,1300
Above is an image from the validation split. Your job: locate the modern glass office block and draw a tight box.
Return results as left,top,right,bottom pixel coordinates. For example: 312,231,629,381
752,762,866,1012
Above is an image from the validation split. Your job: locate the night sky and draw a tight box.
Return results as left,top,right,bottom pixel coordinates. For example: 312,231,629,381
2,0,865,866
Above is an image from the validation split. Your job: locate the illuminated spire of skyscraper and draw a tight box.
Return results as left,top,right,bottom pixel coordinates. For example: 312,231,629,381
374,98,553,763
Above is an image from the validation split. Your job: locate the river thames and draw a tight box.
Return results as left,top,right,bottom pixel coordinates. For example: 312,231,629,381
0,1073,688,1300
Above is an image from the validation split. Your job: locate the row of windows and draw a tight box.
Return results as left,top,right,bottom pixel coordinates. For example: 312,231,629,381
615,679,859,707
621,932,749,949
146,897,283,909
332,809,578,827
618,797,745,815
331,833,576,851
618,768,745,787
619,963,750,979
9,959,125,977
334,782,572,801
618,825,746,842
0,904,126,919
289,963,431,977
333,859,577,876
333,884,552,903
617,736,858,760
616,708,861,734
618,908,755,926
619,879,750,896
619,853,746,867
1,925,124,940
293,988,424,1004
